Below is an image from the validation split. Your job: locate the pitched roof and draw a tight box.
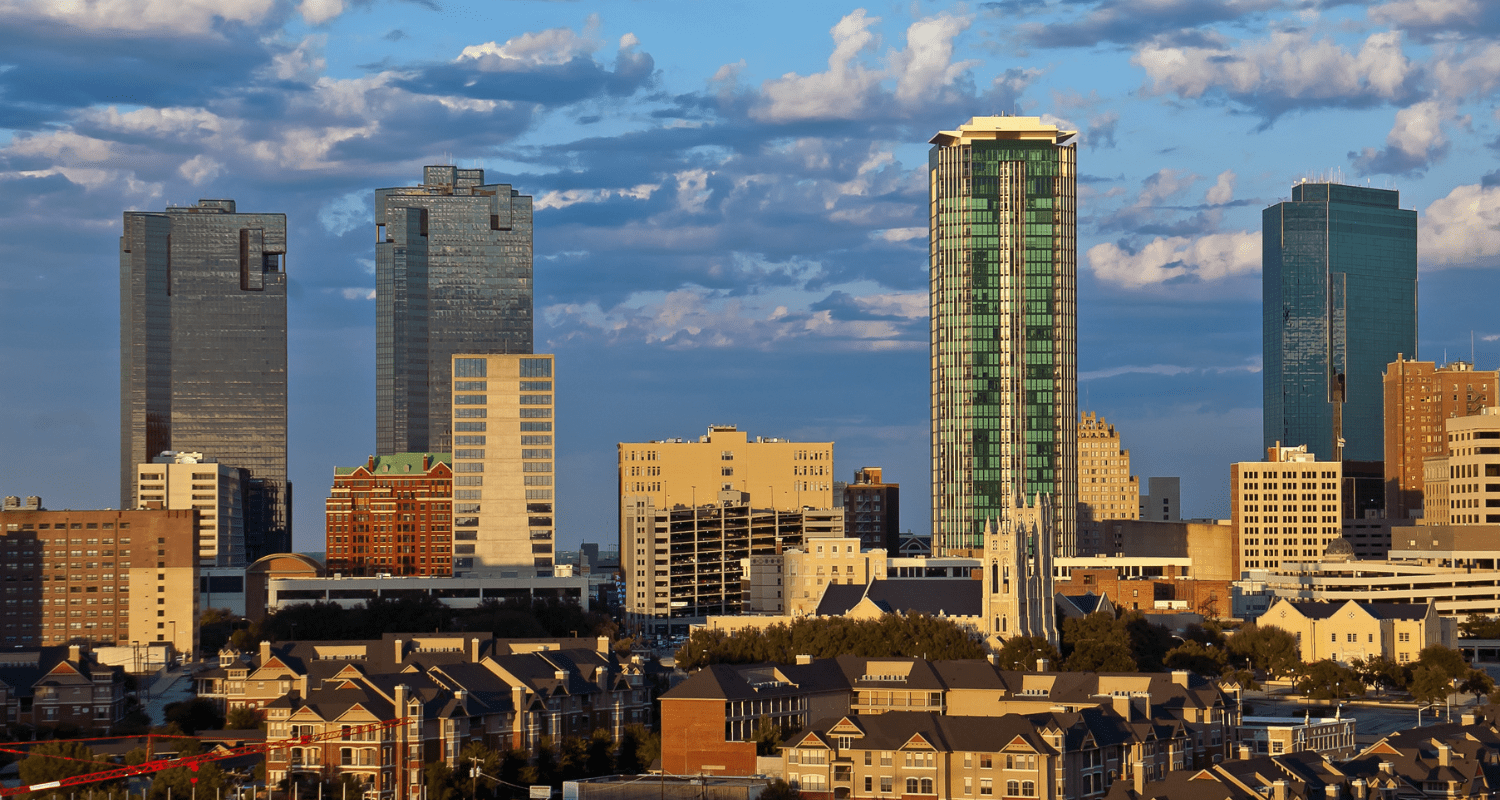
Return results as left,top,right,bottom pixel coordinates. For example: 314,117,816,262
815,580,982,618
334,452,451,476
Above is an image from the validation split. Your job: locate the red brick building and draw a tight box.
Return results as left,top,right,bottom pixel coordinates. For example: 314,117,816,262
0,644,127,734
1055,568,1232,618
325,454,452,577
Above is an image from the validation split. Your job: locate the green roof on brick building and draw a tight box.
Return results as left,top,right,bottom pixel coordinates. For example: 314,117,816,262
335,452,451,475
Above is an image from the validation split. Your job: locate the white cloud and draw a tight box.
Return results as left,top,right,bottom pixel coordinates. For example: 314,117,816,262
458,15,603,68
534,184,660,211
297,0,343,26
1430,42,1500,100
0,0,276,35
1080,359,1261,381
1351,100,1450,174
1087,231,1259,288
675,169,713,214
1418,184,1500,268
267,36,327,82
1369,0,1481,28
319,190,369,237
1205,171,1235,205
338,287,376,301
1136,168,1198,206
1134,30,1412,108
873,227,925,242
178,154,224,185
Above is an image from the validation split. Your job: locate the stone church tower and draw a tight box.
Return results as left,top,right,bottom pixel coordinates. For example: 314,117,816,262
981,492,1058,645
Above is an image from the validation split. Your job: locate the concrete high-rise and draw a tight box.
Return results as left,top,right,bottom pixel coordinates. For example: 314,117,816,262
1263,182,1417,464
375,167,533,456
135,451,246,567
1076,412,1139,556
120,200,289,560
450,353,556,576
1384,357,1499,519
928,116,1078,555
1231,444,1343,575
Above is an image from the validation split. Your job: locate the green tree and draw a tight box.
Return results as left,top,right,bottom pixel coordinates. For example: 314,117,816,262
224,707,261,730
584,729,614,778
615,727,647,775
1121,613,1177,673
522,737,559,788
457,740,502,800
1410,665,1454,704
1163,640,1228,676
1225,623,1301,678
1061,613,1136,672
424,762,458,800
1460,613,1500,639
1351,656,1410,691
1459,669,1494,702
1295,660,1366,700
147,762,230,800
759,779,801,800
752,716,789,757
992,636,1062,671
163,698,224,734
18,742,115,800
198,608,239,655
674,614,985,669
1416,645,1468,682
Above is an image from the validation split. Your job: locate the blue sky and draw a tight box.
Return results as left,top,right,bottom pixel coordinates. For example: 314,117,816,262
3,0,1500,553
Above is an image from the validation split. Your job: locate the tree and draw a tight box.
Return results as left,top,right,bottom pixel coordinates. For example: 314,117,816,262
1061,613,1136,672
1409,666,1455,704
759,780,801,800
1163,640,1228,676
457,740,502,800
19,742,116,800
752,716,789,757
199,608,239,655
584,729,614,778
1295,660,1366,700
615,726,647,775
147,762,230,800
163,698,224,734
1416,645,1468,682
424,762,457,800
1121,613,1177,673
1460,613,1500,639
674,614,986,669
1351,656,1410,691
993,636,1061,671
522,737,558,788
1225,624,1301,678
225,706,261,730
1459,669,1494,702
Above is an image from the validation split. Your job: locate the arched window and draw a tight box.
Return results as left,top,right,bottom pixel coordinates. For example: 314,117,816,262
1007,781,1020,796
1022,781,1035,797
991,562,999,593
907,778,920,794
921,779,934,794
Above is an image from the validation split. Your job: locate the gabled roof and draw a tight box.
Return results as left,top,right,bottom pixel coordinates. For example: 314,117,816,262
815,580,982,618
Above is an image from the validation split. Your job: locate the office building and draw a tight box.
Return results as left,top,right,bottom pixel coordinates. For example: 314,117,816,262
929,116,1078,555
622,493,842,635
0,504,201,657
121,199,290,559
375,167,533,456
1076,412,1139,555
839,467,901,550
1422,406,1500,525
1139,477,1180,522
1232,444,1343,575
618,425,833,512
1259,599,1451,666
450,353,556,576
135,451,246,567
1263,182,1417,464
324,453,452,577
1384,357,1499,519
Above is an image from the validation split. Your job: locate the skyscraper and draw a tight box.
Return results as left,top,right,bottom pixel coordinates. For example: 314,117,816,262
375,166,533,456
120,200,290,559
928,116,1078,555
1076,412,1139,556
1383,356,1498,519
1263,182,1417,464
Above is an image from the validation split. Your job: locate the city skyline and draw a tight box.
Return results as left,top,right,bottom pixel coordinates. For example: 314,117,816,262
5,1,1500,551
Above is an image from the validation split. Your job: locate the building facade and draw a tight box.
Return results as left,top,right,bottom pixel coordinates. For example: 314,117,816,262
1139,478,1181,523
324,453,453,577
1232,445,1343,575
375,167,533,456
1076,413,1140,556
121,199,290,560
841,468,901,551
1258,599,1451,665
980,493,1058,643
1263,182,1417,464
0,645,127,734
1427,407,1500,526
929,116,1078,556
1383,357,1499,519
135,451,246,567
618,425,834,513
450,354,556,575
0,506,200,656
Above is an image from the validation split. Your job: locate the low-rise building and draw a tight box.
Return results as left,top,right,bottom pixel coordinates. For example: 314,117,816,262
0,644,127,734
1258,599,1453,665
1237,714,1357,759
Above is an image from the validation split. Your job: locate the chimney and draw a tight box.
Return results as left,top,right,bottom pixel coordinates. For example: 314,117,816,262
454,688,466,710
1273,781,1288,800
422,454,431,471
260,640,271,663
1438,743,1451,767
394,638,405,663
796,654,813,665
368,455,375,470
1379,762,1393,776
1037,658,1050,672
1171,670,1190,688
1239,744,1252,760
554,668,568,682
68,644,82,663
1112,695,1133,719
395,683,408,720
1132,762,1145,795
597,636,610,653
1132,693,1150,718
470,638,481,662
1352,779,1367,800
1462,712,1478,726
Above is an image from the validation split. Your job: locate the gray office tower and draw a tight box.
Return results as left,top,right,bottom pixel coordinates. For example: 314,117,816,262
1263,182,1417,463
375,166,533,455
120,200,290,559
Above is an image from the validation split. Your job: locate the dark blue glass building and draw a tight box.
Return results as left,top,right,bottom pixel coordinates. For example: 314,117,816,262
1263,182,1417,463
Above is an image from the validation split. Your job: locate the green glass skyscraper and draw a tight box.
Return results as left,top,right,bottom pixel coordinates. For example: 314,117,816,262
929,116,1078,555
1263,182,1417,464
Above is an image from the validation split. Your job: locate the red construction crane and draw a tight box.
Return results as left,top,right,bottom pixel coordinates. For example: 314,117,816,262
0,718,407,797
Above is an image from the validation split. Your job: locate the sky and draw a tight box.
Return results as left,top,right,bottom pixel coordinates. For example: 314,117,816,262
3,0,1500,554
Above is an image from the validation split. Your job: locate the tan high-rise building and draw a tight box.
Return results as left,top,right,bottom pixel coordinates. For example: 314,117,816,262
1076,412,1139,556
0,504,200,657
1232,444,1343,575
136,451,246,567
617,425,833,512
1384,357,1499,519
450,353,557,577
1426,407,1500,526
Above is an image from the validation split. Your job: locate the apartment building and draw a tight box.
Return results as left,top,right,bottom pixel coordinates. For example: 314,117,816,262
0,505,200,657
1077,413,1140,556
135,451,246,566
838,468,901,551
0,644,127,733
1424,407,1500,526
784,708,1190,800
660,656,1235,777
1383,357,1499,519
1258,599,1452,665
619,425,834,513
1232,445,1343,575
451,354,557,575
324,453,453,577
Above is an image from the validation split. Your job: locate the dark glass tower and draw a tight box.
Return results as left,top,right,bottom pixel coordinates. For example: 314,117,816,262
120,200,290,559
375,166,533,455
1263,182,1417,463
929,117,1078,555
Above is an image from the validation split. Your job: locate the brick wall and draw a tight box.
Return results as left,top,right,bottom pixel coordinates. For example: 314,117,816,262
660,698,758,776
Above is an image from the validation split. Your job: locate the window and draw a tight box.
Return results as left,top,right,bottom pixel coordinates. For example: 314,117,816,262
454,358,487,378
865,777,873,792
981,755,992,769
1021,782,1035,797
1007,782,1019,797
981,779,993,796
864,752,872,766
1347,633,1357,643
880,752,892,767
881,777,893,793
520,358,552,378
906,779,920,794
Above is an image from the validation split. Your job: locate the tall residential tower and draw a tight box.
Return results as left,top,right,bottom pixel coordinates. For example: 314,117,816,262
376,166,533,456
120,200,290,559
928,116,1078,555
1263,182,1417,464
